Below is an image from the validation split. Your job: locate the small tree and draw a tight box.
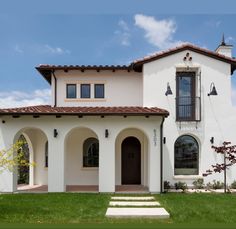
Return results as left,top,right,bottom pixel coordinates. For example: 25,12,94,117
0,140,34,177
203,141,236,193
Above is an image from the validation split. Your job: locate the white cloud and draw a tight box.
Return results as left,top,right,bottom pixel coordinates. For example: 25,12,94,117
13,44,71,55
115,19,131,46
226,36,234,43
205,20,221,28
14,44,23,53
43,44,71,55
134,14,184,50
0,89,51,108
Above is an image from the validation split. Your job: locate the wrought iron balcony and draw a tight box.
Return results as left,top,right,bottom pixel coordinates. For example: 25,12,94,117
176,96,201,122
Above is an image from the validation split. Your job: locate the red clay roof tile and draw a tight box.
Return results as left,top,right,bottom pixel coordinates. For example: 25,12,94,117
0,105,169,117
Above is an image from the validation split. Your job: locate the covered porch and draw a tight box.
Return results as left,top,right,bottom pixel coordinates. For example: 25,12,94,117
0,105,168,193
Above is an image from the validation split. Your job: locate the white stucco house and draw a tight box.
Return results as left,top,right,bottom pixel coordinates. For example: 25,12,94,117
1,39,236,193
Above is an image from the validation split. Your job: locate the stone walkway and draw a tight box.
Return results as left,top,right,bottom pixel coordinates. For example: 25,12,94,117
105,195,170,218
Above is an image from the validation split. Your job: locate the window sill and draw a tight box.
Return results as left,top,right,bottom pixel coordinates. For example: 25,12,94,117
81,167,99,171
173,175,203,180
64,98,106,102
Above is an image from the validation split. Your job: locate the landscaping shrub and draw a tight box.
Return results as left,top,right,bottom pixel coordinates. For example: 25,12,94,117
174,181,188,191
230,180,236,189
206,182,213,190
192,178,204,189
212,180,224,189
164,181,171,192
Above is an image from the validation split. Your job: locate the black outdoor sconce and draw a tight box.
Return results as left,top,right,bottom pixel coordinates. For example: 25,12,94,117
208,82,218,96
54,129,58,138
105,129,109,138
165,82,173,96
210,137,214,144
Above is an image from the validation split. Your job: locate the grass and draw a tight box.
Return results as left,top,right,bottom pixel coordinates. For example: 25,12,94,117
0,193,236,228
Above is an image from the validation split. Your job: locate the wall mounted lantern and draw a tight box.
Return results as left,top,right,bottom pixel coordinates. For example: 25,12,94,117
105,129,109,138
54,129,58,138
208,82,218,96
210,137,214,144
165,82,173,96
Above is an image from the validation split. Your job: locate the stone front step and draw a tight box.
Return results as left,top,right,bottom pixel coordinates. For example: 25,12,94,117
106,207,170,218
111,196,155,201
109,201,160,206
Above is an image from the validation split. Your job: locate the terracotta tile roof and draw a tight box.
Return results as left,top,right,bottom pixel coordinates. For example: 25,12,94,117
132,43,236,73
0,105,169,117
36,43,236,82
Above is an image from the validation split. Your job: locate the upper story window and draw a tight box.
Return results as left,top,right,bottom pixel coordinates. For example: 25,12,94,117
66,84,77,99
94,84,105,98
176,72,199,121
81,84,91,98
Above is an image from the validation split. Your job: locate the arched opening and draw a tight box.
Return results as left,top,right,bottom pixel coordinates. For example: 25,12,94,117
64,127,99,192
115,128,149,192
83,138,99,168
14,127,48,192
121,137,141,185
17,135,30,185
174,135,199,175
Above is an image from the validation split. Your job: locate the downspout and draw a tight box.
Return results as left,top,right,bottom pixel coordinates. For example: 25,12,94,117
160,116,165,193
52,70,57,107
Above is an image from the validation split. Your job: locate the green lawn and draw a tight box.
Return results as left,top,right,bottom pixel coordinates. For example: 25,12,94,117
0,193,236,228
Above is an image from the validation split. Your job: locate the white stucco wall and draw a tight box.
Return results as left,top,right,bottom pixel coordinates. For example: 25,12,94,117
54,70,143,107
143,49,236,186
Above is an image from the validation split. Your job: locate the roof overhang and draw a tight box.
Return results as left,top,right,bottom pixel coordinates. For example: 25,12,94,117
36,65,133,84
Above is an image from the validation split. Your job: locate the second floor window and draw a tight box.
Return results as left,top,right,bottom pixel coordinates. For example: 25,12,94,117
94,84,104,98
176,72,196,121
66,84,76,98
81,84,91,98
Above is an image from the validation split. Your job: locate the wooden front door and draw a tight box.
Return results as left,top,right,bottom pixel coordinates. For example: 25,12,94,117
121,137,141,185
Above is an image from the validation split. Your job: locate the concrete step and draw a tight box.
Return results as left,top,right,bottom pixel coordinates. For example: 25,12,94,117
106,207,170,218
109,201,160,206
111,196,155,201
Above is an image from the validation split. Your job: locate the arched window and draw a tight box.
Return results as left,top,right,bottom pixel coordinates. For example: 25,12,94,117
83,138,99,167
174,135,199,175
45,141,48,168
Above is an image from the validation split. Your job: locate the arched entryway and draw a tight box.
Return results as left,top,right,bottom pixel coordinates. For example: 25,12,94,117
13,127,49,192
115,128,149,192
121,137,141,185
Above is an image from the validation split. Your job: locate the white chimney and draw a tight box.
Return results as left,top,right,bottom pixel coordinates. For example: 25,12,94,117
215,34,233,58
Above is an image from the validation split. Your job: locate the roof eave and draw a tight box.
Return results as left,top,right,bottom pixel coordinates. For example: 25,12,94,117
0,112,169,117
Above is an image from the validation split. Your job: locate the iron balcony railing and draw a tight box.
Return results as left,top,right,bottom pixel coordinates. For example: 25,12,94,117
176,96,201,122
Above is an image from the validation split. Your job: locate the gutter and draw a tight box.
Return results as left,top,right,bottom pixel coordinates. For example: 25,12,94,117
160,116,165,193
52,70,57,107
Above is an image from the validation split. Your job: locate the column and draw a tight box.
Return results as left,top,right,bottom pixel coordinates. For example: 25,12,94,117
0,131,17,192
148,128,161,193
99,133,115,192
48,132,65,192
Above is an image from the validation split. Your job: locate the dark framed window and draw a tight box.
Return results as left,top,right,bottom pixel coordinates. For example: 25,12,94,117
83,137,99,167
66,84,77,99
45,141,48,168
94,84,105,98
176,72,196,121
174,135,199,175
81,84,91,98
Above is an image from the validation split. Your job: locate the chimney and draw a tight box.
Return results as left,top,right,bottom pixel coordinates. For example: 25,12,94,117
215,34,233,57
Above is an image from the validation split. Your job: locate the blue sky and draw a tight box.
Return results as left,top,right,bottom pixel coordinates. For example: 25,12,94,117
1,0,236,107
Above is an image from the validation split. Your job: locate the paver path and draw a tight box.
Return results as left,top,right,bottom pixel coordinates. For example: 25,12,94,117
105,195,170,218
